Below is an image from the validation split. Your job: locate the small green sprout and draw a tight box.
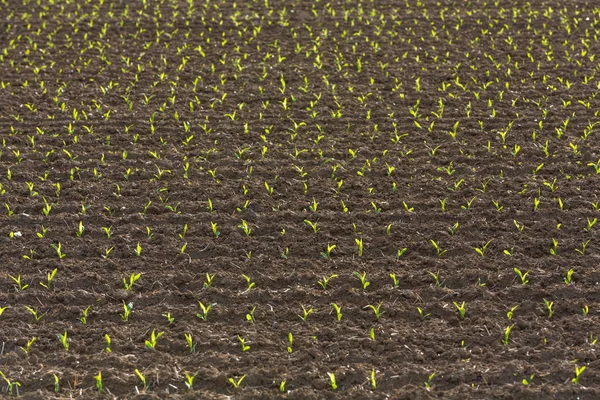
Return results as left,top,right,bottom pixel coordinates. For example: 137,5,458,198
0,306,8,317
353,271,370,289
389,273,399,288
453,301,466,319
514,268,529,285
564,269,574,285
298,305,315,322
417,307,430,320
327,372,338,390
237,335,250,352
50,242,66,259
123,272,141,290
25,306,44,321
424,373,435,391
507,305,518,320
163,312,175,324
9,275,29,291
134,242,142,256
228,375,246,389
317,274,338,289
279,380,286,393
428,270,443,287
121,302,133,322
210,221,220,238
196,302,214,321
543,298,554,318
355,238,364,256
448,222,459,235
522,374,534,385
145,329,164,349
331,303,343,321
304,219,319,233
184,333,196,353
135,369,147,392
287,333,293,353
582,306,589,316
185,372,197,390
246,306,256,323
396,247,407,258
575,239,591,255
549,238,558,255
241,274,255,290
474,240,492,257
79,306,91,325
502,325,515,345
572,365,586,385
20,337,36,354
57,331,69,351
365,302,384,319
320,243,336,260
53,374,60,392
430,239,447,257
0,371,21,396
105,334,111,353
204,273,215,288
39,268,58,289
238,219,252,236
95,371,103,392
369,327,375,341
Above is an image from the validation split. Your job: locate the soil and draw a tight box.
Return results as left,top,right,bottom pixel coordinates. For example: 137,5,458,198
1,0,600,398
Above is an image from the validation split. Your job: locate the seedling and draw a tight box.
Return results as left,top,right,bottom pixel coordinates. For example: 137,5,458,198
287,333,293,353
389,273,400,288
237,335,250,352
320,243,336,260
453,301,466,319
163,312,175,324
331,303,343,321
75,221,85,237
417,307,430,320
564,269,574,284
424,373,435,391
246,306,256,323
40,268,58,289
353,271,370,289
474,240,492,257
304,219,319,233
572,365,586,385
502,325,514,345
355,238,364,256
9,275,29,291
121,302,133,322
184,372,197,390
522,374,534,385
575,239,591,255
241,274,255,290
428,270,443,287
123,272,141,290
210,222,220,238
0,306,8,317
514,268,529,285
105,334,111,352
318,274,338,289
365,302,384,319
53,374,60,392
448,222,459,235
134,242,142,256
135,369,147,392
20,337,36,354
57,331,69,351
280,380,286,393
196,302,214,321
543,298,554,318
0,371,21,396
549,238,558,255
25,306,44,321
327,372,338,390
513,220,525,232
184,333,196,353
95,372,103,392
79,306,91,325
369,369,377,389
50,242,66,259
507,305,518,320
298,305,315,322
145,329,164,349
369,327,376,340
204,273,216,288
396,247,407,258
430,239,447,257
228,375,246,389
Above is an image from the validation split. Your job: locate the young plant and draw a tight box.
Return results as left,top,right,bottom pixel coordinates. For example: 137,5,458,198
543,298,554,318
50,242,66,259
430,239,447,257
184,372,197,390
57,331,69,351
365,302,384,319
145,329,164,349
210,222,220,238
428,270,443,287
123,272,141,290
331,303,343,321
228,375,246,389
121,302,133,322
135,369,148,392
453,301,466,319
327,372,338,391
369,369,377,389
287,333,293,353
163,312,175,325
424,373,435,391
95,371,103,392
237,335,250,352
79,306,91,325
575,239,591,255
105,334,111,353
417,307,430,320
507,305,519,320
196,302,214,321
25,306,44,322
474,240,492,257
0,371,21,396
514,268,529,285
353,271,370,289
304,219,319,233
184,333,196,353
522,374,534,385
246,306,256,323
564,269,574,284
241,274,255,290
134,242,142,256
40,268,58,290
320,243,336,260
20,337,36,354
298,305,315,322
238,219,252,236
389,273,400,288
204,273,215,288
572,365,586,385
318,274,338,289
502,325,515,345
9,275,29,291
355,238,364,256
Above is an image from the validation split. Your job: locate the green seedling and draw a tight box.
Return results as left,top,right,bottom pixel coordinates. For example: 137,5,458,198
320,243,336,260
75,221,85,237
353,271,370,289
369,369,377,389
543,298,554,318
448,222,459,235
53,374,60,392
584,217,597,232
522,374,534,385
145,329,164,349
238,219,252,236
507,305,518,320
389,273,400,288
514,268,529,285
228,375,246,389
513,220,525,232
184,372,197,390
196,302,214,321
237,335,250,352
430,239,447,257
428,270,443,287
135,369,147,392
95,371,102,392
318,274,338,289
79,306,91,325
424,373,435,391
123,272,141,290
369,327,376,341
25,306,44,321
304,219,319,233
397,247,407,258
9,275,29,291
57,331,69,351
105,334,111,353
36,225,49,238
50,242,66,259
20,337,36,354
241,274,255,290
327,372,338,391
121,302,133,322
365,302,384,319
564,269,574,284
502,325,514,345
575,239,591,255
134,242,142,256
298,305,315,322
475,240,492,257
287,333,293,353
331,303,343,321
0,306,8,317
453,301,466,319
210,222,220,238
572,365,586,385
549,238,558,255
204,273,216,288
39,268,58,289
184,333,196,353
0,371,21,396
417,307,430,320
355,238,364,256
163,312,175,324
280,380,286,393
246,306,256,323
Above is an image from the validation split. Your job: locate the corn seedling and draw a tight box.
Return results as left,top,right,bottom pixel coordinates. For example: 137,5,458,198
238,219,252,236
502,325,514,345
353,271,370,289
549,238,558,255
389,273,400,288
20,337,36,354
228,375,246,389
57,331,69,351
184,333,196,353
298,305,315,322
39,268,58,290
135,369,147,392
50,242,66,259
121,302,133,322
331,303,343,321
145,329,164,349
448,222,459,235
0,372,21,396
424,373,435,391
522,374,534,385
280,380,286,393
105,334,111,353
327,372,338,391
196,302,214,321
397,247,407,258
474,240,492,257
453,301,466,319
369,369,377,389
428,270,443,287
320,243,337,260
53,374,60,392
9,275,29,291
543,298,554,318
417,307,431,320
184,372,197,390
365,302,384,319
162,312,175,324
572,365,586,385
95,371,103,392
575,239,591,255
75,221,85,237
0,306,8,317
304,219,319,233
514,268,529,285
355,238,364,256
246,306,256,323
564,269,574,285
513,220,525,232
79,306,91,325
507,305,518,320
210,222,220,238
134,242,142,256
287,333,293,353
25,306,44,321
123,272,141,290
369,327,376,341
204,273,215,288
430,239,447,257
237,335,250,352
241,274,255,290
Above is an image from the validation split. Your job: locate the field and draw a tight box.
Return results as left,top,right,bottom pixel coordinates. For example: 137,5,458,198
1,0,600,398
